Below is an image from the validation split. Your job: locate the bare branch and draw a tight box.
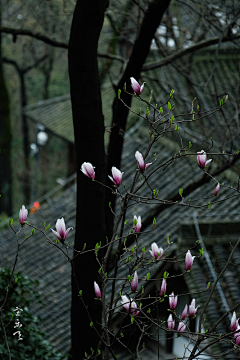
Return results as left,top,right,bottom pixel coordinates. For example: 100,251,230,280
0,27,125,63
142,34,240,71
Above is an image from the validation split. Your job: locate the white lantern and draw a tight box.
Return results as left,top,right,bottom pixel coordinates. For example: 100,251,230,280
37,131,48,146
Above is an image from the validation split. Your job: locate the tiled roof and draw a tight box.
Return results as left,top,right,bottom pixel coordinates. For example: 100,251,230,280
24,48,240,153
1,131,240,358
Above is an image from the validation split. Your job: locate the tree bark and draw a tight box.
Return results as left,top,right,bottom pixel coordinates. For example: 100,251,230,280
68,0,108,359
106,0,171,237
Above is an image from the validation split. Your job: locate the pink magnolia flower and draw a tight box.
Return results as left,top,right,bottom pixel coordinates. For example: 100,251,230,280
185,250,195,271
181,305,188,320
231,312,238,332
149,242,163,260
135,151,152,172
51,218,73,243
81,162,95,179
189,299,198,318
108,167,124,187
169,292,178,310
235,324,240,347
19,205,28,225
94,281,101,298
160,278,167,297
236,332,240,346
213,183,220,196
133,215,141,233
177,321,186,333
197,150,212,169
131,271,138,292
121,295,139,316
130,77,145,95
234,325,240,339
167,314,175,330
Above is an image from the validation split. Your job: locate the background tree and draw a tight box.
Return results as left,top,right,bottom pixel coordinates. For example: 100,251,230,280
0,0,12,215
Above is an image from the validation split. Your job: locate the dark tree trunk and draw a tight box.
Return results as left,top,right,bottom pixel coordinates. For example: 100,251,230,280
19,70,31,204
106,0,171,237
68,0,108,359
67,142,76,177
0,7,12,215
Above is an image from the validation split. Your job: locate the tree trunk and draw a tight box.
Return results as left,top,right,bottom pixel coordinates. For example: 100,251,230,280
68,0,108,358
106,0,171,237
19,70,31,205
0,5,12,215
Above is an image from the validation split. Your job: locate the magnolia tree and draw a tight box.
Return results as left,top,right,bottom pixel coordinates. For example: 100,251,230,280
1,79,240,360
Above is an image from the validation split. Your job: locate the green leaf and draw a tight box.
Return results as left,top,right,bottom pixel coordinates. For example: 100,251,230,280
168,102,171,111
142,247,145,253
134,218,137,226
124,82,126,91
131,316,134,324
79,290,82,295
163,271,169,279
179,188,183,197
124,220,129,225
207,202,211,210
147,308,151,314
120,332,124,337
15,278,18,283
9,218,13,226
206,282,211,290
46,223,50,230
149,90,153,103
197,104,200,110
220,98,223,106
159,107,163,113
199,248,204,256
146,272,150,280
167,236,170,245
90,321,93,327
98,267,102,274
31,229,35,235
118,89,121,98
225,95,228,102
189,141,192,149
109,202,111,207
